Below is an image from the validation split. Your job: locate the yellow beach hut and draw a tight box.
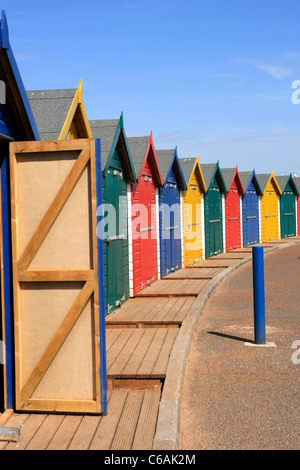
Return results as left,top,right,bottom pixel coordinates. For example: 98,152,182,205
257,173,282,242
179,156,207,266
27,80,92,140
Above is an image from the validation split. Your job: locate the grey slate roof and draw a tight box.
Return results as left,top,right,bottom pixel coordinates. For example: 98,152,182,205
155,149,176,184
238,171,254,191
275,175,290,193
26,89,77,140
179,158,196,186
220,167,236,192
275,175,299,195
200,163,217,189
256,173,272,192
127,136,149,178
294,176,300,193
89,119,119,169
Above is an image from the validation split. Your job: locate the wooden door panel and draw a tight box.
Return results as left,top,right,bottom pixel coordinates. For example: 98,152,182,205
10,139,105,414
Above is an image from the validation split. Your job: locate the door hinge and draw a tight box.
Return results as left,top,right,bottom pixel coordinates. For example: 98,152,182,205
0,426,20,439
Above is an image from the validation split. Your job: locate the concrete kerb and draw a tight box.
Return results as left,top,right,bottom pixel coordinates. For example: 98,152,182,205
152,238,300,450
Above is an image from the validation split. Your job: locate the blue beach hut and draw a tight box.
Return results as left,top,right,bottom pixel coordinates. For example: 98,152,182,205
156,148,187,278
239,170,263,246
0,11,39,411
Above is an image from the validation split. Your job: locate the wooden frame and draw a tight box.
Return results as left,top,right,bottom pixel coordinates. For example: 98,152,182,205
10,139,105,414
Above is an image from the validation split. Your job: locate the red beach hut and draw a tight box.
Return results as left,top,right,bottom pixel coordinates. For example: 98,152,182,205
127,132,163,296
221,166,245,251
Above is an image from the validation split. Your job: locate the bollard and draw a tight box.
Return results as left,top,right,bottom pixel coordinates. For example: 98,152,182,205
252,246,266,344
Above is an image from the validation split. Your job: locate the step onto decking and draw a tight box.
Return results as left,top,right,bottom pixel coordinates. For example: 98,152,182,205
105,296,195,327
106,327,178,389
136,278,209,297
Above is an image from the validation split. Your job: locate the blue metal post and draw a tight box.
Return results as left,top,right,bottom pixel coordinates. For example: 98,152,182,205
252,246,266,344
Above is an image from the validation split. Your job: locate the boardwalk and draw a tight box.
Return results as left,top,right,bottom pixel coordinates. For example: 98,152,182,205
1,237,299,450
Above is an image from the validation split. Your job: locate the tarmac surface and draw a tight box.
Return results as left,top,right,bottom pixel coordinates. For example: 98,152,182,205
180,243,300,450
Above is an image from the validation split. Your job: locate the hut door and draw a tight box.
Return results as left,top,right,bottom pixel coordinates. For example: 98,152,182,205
227,188,240,250
281,191,296,238
265,191,278,240
139,173,156,287
10,139,106,414
206,186,222,257
104,162,127,314
184,186,202,265
168,183,181,273
244,190,259,245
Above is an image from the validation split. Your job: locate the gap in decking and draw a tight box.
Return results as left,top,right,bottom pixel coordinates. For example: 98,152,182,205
107,378,164,392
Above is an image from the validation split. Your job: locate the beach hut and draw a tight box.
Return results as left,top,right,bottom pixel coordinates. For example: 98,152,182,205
221,166,245,251
0,11,39,411
89,115,136,314
239,170,263,246
257,173,282,242
201,162,227,258
294,176,300,236
127,132,163,296
27,80,92,140
156,148,187,278
180,156,207,266
276,174,299,239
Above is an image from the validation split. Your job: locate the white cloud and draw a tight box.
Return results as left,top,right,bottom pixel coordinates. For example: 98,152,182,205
237,58,291,80
255,64,290,80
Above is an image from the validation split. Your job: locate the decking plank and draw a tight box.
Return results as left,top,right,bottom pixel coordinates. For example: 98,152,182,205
121,328,157,376
46,415,83,450
110,391,144,450
137,329,168,377
131,390,161,450
89,391,128,450
106,329,136,369
4,413,47,450
136,279,202,297
25,414,65,450
151,328,178,377
68,415,102,450
107,329,148,377
164,267,220,279
0,413,29,450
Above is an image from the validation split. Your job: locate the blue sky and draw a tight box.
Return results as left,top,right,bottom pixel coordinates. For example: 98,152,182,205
3,0,300,175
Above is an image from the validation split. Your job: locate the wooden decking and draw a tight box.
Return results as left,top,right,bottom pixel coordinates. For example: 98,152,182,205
1,238,297,450
0,390,161,450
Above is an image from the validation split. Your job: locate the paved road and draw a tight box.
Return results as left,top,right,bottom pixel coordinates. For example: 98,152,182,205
180,244,300,450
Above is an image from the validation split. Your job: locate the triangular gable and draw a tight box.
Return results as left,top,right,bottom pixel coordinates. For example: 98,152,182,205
257,172,282,196
275,174,299,197
201,161,227,193
221,166,245,195
27,80,92,140
0,10,39,140
59,80,92,140
127,131,163,186
180,155,207,192
156,147,187,190
90,113,136,182
239,169,263,195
